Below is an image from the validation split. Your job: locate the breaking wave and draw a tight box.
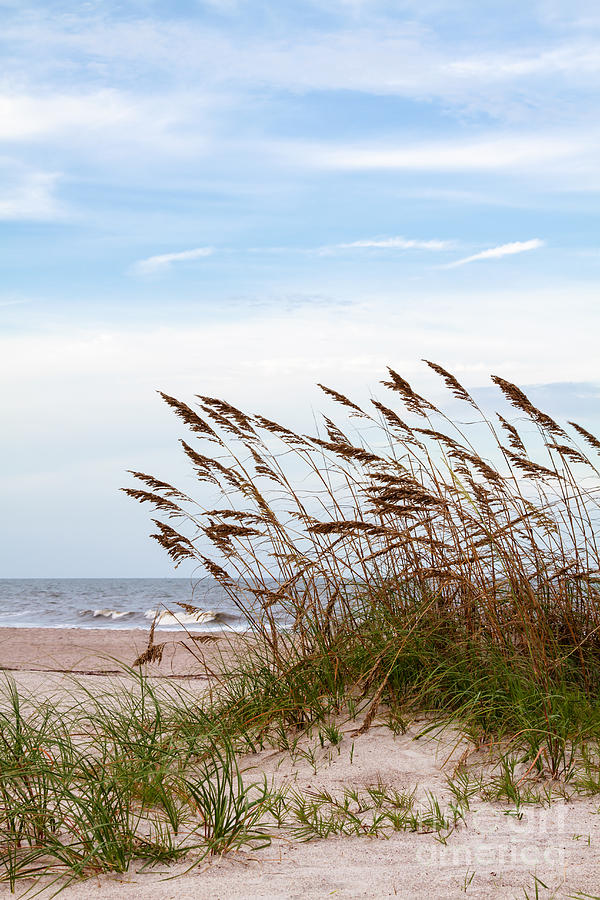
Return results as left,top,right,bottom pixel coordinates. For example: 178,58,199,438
0,579,246,631
79,608,135,620
144,608,221,626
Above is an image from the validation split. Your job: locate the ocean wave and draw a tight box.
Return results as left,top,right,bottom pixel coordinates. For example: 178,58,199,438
144,608,220,626
78,608,135,620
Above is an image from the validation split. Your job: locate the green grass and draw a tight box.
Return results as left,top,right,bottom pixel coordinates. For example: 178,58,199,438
0,669,473,895
4,656,600,895
0,672,276,894
6,363,600,892
123,364,600,776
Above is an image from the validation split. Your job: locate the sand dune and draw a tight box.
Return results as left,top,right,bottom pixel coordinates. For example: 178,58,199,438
1,628,600,898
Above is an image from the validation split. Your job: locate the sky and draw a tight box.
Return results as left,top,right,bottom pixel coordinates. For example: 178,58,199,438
1,0,599,576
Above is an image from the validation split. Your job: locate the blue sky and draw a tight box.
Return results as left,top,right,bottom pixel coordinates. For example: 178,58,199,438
1,0,599,576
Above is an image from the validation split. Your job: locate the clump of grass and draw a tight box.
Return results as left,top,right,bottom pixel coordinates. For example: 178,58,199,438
184,735,273,855
4,671,477,895
124,363,600,771
0,674,276,894
284,783,462,841
0,677,144,893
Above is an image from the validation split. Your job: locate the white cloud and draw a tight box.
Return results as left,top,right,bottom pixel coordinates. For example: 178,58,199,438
0,91,136,141
132,238,453,264
0,169,63,221
2,285,598,575
9,16,600,110
446,43,600,80
332,236,454,251
0,90,215,165
291,134,586,173
133,246,215,275
444,239,545,268
1,22,598,190
2,286,599,405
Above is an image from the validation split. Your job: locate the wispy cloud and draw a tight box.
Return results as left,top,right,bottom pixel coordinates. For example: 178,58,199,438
0,91,134,141
0,169,63,221
133,246,215,275
8,14,600,115
0,297,30,308
293,135,585,173
332,236,454,251
0,89,215,167
444,239,545,268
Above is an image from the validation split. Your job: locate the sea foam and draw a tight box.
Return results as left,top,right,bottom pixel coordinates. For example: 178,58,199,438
144,608,220,626
78,608,134,620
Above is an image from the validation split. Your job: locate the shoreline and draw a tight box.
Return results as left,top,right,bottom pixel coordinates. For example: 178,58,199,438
0,622,241,632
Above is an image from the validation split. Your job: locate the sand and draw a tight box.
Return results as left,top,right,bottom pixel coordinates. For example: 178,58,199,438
2,627,600,898
0,626,210,677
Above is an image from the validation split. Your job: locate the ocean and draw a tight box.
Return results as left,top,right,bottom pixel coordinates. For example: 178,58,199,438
0,578,247,631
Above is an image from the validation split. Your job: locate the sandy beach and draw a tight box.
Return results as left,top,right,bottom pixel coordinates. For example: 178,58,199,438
0,627,599,898
0,626,211,678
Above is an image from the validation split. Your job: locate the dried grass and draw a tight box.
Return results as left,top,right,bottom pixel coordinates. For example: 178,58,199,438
124,363,600,758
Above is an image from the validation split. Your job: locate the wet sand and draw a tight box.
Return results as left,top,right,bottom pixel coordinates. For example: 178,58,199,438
0,626,225,677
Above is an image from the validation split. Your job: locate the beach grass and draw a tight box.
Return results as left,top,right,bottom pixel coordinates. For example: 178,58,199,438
3,362,600,893
124,362,600,764
0,671,279,894
0,669,469,894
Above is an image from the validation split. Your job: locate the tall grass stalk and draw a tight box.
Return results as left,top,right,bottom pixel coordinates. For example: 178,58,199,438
124,364,600,769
